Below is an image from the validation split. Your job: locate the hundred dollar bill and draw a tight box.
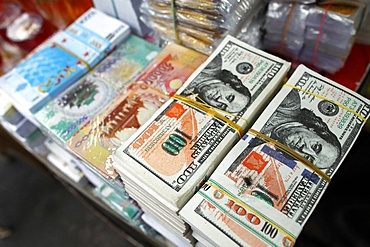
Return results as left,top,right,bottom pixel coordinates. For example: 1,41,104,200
113,35,291,210
251,64,370,178
179,174,300,247
179,132,325,247
67,43,207,178
180,64,370,246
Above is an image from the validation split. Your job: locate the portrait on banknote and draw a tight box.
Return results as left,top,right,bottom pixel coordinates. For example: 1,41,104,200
253,89,342,169
182,54,252,113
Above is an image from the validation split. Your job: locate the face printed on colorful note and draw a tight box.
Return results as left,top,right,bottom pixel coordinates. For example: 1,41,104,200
272,123,340,169
198,79,251,113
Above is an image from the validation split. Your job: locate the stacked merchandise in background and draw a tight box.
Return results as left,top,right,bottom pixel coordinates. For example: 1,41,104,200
263,2,309,60
180,65,370,246
263,0,367,74
0,8,130,120
113,35,290,245
139,0,268,55
299,2,364,73
92,0,152,37
66,42,207,184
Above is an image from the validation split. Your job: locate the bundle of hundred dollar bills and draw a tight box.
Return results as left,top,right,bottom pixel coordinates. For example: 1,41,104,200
113,35,291,243
179,64,370,246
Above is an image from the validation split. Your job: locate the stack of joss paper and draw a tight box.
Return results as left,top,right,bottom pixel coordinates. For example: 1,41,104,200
34,35,162,146
179,64,370,246
0,8,130,119
66,42,207,181
112,35,291,243
33,34,162,190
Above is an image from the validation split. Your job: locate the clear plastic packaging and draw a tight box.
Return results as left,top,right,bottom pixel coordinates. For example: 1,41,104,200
264,2,310,37
263,33,305,59
306,3,364,35
299,46,345,73
304,27,354,57
263,1,309,59
235,3,267,49
140,0,267,54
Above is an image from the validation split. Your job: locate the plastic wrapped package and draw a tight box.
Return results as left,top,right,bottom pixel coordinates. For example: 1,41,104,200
235,3,267,49
264,2,310,37
145,0,239,16
306,3,365,35
140,0,267,54
262,1,365,73
263,33,305,59
148,20,215,55
224,0,266,35
304,27,354,58
299,2,365,73
263,1,309,59
141,1,226,31
305,26,353,51
299,46,345,73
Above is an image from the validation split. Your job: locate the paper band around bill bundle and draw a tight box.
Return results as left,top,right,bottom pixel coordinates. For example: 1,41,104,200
249,128,331,183
284,84,366,121
52,42,92,71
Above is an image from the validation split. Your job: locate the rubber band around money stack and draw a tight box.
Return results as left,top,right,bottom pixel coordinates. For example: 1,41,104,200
179,64,370,246
113,35,291,245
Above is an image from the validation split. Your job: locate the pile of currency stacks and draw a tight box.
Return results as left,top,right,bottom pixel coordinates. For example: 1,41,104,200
34,34,164,189
139,0,268,55
0,8,131,119
113,35,291,244
65,41,207,184
180,65,370,246
263,0,367,73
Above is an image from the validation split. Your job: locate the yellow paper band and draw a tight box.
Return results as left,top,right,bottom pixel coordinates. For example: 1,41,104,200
130,83,245,138
249,129,331,183
170,0,181,45
173,94,244,138
52,42,91,71
205,181,296,241
285,84,366,122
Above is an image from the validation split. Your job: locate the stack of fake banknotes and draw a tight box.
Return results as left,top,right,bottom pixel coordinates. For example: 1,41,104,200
0,8,130,119
66,42,207,182
112,35,291,244
179,64,370,246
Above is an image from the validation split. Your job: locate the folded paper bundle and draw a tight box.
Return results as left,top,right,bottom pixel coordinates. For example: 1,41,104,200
180,64,370,246
0,8,130,117
113,35,290,242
